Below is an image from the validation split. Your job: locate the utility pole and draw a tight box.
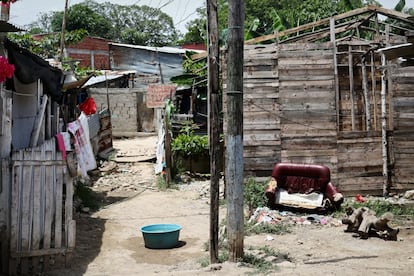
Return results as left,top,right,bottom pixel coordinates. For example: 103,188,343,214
207,0,220,264
60,0,69,61
226,0,244,261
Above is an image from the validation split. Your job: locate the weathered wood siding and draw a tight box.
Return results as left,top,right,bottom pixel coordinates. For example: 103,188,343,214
390,67,414,192
337,132,383,195
6,139,75,275
222,41,413,195
243,44,280,176
223,44,280,176
278,43,338,179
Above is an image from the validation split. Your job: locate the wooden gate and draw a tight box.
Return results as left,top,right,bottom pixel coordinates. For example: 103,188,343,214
5,139,75,275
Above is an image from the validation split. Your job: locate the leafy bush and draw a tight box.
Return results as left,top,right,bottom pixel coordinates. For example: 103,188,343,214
244,177,268,216
171,126,209,156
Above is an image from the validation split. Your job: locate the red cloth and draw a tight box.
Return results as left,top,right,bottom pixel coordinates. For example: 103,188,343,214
79,97,97,115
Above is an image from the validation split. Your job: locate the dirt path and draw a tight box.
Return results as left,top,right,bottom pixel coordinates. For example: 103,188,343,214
46,135,414,276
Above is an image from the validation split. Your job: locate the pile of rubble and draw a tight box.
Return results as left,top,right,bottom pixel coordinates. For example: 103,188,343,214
248,207,343,227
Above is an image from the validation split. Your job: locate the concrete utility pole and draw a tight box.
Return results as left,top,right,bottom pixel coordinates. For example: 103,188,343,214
226,0,245,261
207,0,220,264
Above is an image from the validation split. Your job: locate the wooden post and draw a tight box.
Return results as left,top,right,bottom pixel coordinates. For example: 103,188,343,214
371,52,377,130
361,56,371,131
348,45,356,131
164,110,171,185
330,18,340,132
226,0,244,262
207,0,220,264
379,52,389,196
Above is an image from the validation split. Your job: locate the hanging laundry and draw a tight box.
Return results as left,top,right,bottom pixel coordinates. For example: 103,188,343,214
68,112,97,178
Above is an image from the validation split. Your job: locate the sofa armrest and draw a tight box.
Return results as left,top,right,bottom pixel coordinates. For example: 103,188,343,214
265,177,278,206
325,182,344,206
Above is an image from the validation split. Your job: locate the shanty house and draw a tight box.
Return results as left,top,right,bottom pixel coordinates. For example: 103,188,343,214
222,6,414,196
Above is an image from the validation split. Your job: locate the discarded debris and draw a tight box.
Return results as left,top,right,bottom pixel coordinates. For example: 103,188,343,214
342,206,399,240
248,207,342,227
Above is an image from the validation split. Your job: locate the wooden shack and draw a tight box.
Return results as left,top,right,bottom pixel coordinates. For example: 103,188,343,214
223,6,414,196
1,35,75,274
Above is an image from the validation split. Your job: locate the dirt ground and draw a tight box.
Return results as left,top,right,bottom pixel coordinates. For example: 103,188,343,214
46,134,414,276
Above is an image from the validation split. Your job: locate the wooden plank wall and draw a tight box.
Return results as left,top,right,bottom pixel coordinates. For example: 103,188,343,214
243,44,280,176
223,44,280,176
8,139,75,275
390,66,414,192
337,132,383,195
278,43,338,179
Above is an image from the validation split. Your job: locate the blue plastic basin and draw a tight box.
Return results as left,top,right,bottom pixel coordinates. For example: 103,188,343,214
140,224,182,249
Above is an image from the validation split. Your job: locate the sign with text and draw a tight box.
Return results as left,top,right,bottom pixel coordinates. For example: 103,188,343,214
146,84,176,108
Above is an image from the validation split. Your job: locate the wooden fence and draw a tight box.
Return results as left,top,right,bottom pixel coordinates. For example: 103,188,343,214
1,139,75,275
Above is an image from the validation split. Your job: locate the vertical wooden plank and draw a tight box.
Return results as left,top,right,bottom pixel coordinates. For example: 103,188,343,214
43,148,53,250
20,151,33,275
371,52,378,130
64,170,74,248
54,147,63,249
32,152,42,251
348,45,356,130
361,56,371,130
8,153,20,275
0,88,12,158
330,18,340,132
380,52,389,196
1,159,10,274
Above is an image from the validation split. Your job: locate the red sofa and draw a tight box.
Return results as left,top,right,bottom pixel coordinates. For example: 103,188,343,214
265,163,344,211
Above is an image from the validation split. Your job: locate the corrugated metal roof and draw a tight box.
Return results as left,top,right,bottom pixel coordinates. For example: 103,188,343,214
0,20,24,32
82,70,137,88
109,42,205,54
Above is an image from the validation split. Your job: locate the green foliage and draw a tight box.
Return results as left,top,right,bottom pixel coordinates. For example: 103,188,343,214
29,0,178,46
8,29,88,59
244,221,292,235
156,175,168,191
242,246,291,275
244,177,268,215
171,126,209,157
335,198,414,222
215,0,384,43
180,7,207,44
51,4,114,39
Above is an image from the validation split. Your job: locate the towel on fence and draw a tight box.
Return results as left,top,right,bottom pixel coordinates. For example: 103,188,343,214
68,112,97,177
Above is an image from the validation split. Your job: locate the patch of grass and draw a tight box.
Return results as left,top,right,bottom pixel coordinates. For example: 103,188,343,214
199,256,210,268
156,175,168,191
155,175,179,191
240,246,291,275
335,198,414,222
244,221,292,235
